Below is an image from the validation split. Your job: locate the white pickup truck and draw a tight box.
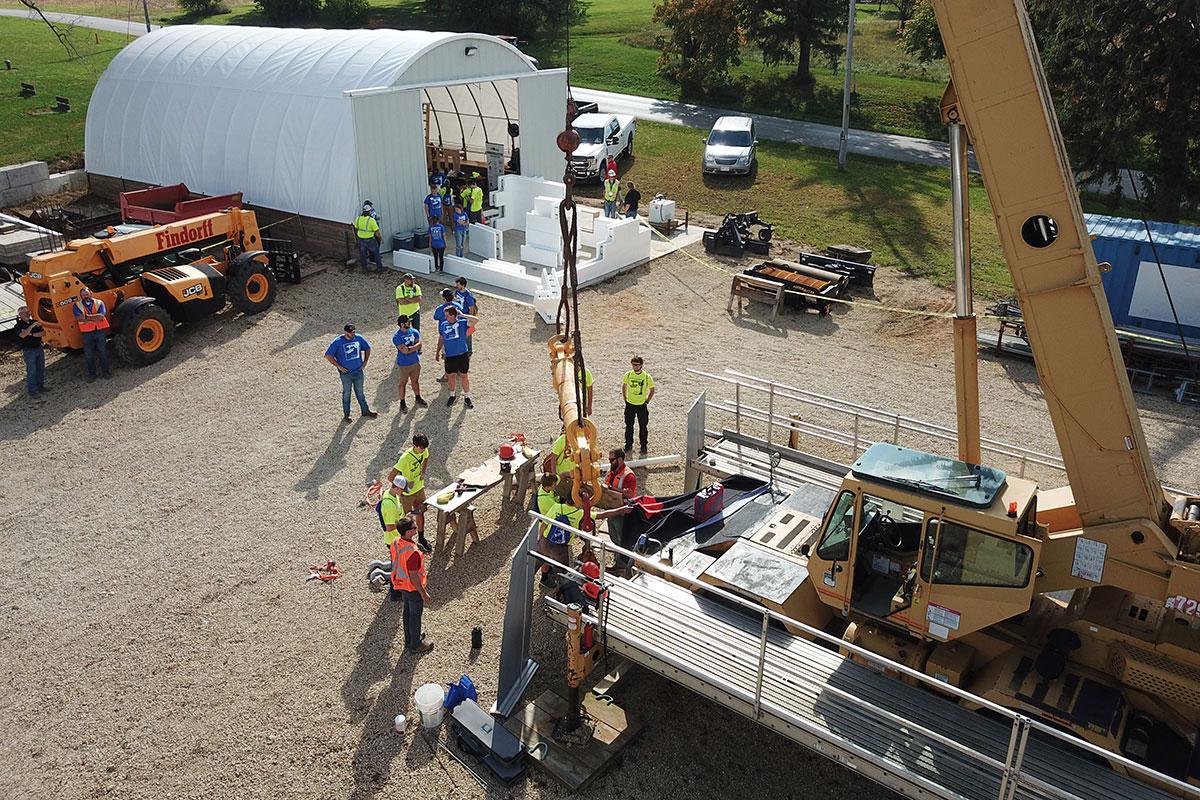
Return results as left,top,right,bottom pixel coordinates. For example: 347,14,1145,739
569,113,636,181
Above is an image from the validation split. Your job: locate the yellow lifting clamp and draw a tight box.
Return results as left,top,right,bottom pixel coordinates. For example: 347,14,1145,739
548,333,604,509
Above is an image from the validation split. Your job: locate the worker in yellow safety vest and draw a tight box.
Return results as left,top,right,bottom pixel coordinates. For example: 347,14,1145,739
602,172,621,219
389,517,434,654
395,273,422,330
387,433,432,553
353,200,383,273
468,180,485,224
73,286,111,381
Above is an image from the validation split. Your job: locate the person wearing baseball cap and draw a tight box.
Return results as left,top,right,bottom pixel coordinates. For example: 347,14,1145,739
324,323,379,421
379,474,409,545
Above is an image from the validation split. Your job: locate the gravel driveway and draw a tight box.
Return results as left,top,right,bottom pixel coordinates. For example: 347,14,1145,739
2,244,1196,800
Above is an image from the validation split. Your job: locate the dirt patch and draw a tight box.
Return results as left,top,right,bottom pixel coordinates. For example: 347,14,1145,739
2,246,1197,800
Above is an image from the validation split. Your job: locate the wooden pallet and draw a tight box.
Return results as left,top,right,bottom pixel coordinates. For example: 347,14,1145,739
502,689,642,792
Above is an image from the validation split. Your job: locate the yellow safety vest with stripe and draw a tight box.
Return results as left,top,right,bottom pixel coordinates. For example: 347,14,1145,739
469,186,484,213
396,283,422,316
603,179,621,202
354,214,379,239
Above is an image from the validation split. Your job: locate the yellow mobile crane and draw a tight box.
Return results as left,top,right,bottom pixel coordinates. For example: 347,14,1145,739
505,1,1200,797
798,0,1200,778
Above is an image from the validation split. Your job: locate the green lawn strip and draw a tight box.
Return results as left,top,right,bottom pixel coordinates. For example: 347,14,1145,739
573,120,1012,297
0,17,129,166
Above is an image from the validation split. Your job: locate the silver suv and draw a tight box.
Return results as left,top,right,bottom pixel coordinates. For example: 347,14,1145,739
702,116,757,175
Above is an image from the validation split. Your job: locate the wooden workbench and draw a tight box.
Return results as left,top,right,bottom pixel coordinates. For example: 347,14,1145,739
425,448,539,557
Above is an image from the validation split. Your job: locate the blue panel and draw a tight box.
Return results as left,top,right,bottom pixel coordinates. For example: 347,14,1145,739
1085,214,1200,340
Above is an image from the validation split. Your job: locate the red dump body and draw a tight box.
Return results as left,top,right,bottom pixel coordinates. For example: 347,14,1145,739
120,184,242,225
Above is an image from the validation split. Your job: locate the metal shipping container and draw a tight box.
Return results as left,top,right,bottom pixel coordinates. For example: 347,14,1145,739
1086,213,1200,342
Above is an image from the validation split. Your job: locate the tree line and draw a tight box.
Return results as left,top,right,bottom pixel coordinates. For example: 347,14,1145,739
654,0,1197,222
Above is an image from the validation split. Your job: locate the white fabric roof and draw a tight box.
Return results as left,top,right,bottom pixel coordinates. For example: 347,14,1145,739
85,26,533,222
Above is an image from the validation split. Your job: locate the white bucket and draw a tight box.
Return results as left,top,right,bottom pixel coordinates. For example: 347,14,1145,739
414,683,445,728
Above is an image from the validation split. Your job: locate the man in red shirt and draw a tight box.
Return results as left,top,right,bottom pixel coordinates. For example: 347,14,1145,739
604,448,640,574
389,518,434,654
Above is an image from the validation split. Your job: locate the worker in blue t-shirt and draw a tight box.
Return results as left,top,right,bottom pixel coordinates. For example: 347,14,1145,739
392,314,427,413
424,185,443,224
428,216,447,273
432,288,463,324
453,276,478,354
323,323,379,421
452,204,470,257
435,305,479,409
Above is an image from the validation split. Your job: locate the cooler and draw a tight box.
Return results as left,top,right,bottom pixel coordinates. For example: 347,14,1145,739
694,483,725,523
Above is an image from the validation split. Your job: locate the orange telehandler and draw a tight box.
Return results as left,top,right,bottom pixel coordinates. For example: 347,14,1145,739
21,208,278,366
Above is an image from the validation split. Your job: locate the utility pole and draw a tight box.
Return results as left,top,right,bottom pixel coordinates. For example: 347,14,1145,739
142,0,151,33
837,0,856,171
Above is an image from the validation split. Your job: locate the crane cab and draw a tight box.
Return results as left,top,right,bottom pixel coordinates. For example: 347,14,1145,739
806,444,1044,641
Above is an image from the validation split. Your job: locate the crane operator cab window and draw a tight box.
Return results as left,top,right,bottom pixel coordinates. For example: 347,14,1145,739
921,519,1033,588
813,490,926,621
851,494,925,619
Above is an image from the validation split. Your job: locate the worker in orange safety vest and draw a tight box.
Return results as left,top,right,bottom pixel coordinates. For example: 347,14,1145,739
390,517,434,654
73,287,111,381
605,448,640,574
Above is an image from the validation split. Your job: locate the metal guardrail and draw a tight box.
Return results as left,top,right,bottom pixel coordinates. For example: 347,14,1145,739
525,509,1199,800
688,367,1066,479
687,368,1197,499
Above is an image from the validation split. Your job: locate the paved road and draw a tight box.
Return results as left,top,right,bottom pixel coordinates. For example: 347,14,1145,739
0,7,159,36
4,10,967,170
572,86,976,170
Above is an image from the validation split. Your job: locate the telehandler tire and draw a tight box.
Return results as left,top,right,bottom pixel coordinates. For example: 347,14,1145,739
228,260,276,314
115,302,175,366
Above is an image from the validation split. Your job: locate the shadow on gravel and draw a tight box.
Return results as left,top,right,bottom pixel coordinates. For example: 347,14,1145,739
343,597,421,800
294,418,369,500
0,309,263,438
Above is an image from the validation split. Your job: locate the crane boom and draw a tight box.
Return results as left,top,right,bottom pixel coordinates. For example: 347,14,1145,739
929,0,1166,528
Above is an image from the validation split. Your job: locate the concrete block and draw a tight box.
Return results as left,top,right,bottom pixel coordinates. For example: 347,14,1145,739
52,170,87,191
0,170,9,191
0,184,36,207
0,160,50,189
30,175,69,198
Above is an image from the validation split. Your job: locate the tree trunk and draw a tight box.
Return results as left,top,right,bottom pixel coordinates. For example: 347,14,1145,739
795,38,814,86
1150,74,1192,223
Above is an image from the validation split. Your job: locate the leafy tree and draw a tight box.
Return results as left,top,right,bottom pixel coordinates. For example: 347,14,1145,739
904,0,1198,221
177,0,227,15
652,0,744,97
900,0,943,63
1027,0,1198,221
739,0,847,87
892,0,917,31
254,0,319,24
435,0,588,40
321,0,368,25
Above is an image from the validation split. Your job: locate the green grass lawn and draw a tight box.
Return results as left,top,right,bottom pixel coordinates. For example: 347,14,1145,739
575,120,1013,297
524,0,949,140
2,0,950,138
0,18,129,166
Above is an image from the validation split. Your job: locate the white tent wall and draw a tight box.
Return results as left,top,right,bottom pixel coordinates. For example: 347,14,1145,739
351,89,428,243
516,70,568,181
84,26,550,236
422,81,520,161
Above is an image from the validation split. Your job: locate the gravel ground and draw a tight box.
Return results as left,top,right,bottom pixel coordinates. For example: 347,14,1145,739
2,244,1198,800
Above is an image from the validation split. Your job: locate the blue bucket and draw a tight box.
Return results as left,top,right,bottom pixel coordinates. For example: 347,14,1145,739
443,674,478,710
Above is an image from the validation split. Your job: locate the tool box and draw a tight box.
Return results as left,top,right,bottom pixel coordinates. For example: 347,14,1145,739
694,483,726,524
450,699,527,784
